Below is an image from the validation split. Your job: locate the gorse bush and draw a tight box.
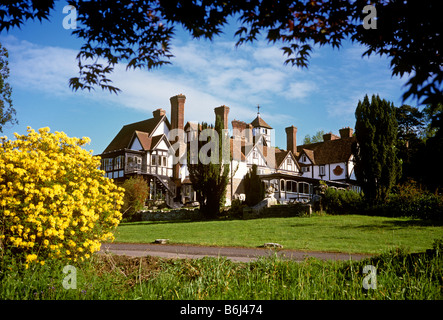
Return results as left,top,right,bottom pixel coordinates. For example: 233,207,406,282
0,127,124,268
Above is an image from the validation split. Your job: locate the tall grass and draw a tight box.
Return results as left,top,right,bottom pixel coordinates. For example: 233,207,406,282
2,240,441,300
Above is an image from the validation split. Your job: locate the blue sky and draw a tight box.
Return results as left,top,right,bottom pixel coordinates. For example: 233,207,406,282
0,1,412,154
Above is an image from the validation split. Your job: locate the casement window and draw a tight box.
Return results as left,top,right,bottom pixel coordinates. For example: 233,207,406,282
114,155,124,170
301,166,310,173
128,155,142,168
299,182,310,194
102,158,113,172
151,154,156,166
287,158,292,170
253,150,258,159
319,165,325,176
287,181,297,192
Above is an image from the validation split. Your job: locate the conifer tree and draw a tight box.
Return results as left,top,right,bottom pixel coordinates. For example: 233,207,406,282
353,94,401,204
244,164,265,206
187,115,230,218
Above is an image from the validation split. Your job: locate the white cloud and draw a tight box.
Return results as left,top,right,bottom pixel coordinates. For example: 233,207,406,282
284,81,317,100
2,34,409,136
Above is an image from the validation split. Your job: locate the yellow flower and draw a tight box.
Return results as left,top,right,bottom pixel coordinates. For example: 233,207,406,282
1,127,124,264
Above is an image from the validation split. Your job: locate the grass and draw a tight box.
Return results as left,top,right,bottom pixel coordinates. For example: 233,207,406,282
1,244,442,300
114,214,443,254
2,214,442,300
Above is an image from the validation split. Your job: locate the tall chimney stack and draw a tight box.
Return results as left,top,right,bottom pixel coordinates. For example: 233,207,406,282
170,94,186,181
285,126,297,156
214,105,230,130
170,94,186,131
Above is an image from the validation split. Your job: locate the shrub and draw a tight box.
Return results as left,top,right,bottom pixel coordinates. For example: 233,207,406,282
323,187,364,215
120,176,149,221
0,127,124,268
225,199,247,218
385,180,443,220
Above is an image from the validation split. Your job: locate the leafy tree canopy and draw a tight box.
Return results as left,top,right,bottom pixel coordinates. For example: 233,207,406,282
0,0,441,107
0,42,16,132
303,130,325,144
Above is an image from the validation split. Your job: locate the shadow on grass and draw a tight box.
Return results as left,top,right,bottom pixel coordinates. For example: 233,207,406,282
336,218,443,231
119,219,196,227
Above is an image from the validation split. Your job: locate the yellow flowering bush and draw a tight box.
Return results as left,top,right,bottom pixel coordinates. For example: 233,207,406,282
0,127,124,268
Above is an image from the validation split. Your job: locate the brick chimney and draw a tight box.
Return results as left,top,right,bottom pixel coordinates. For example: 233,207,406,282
152,108,166,118
214,105,230,130
323,132,340,141
232,120,247,140
246,123,253,144
170,94,186,181
285,126,297,156
339,127,354,139
170,94,186,131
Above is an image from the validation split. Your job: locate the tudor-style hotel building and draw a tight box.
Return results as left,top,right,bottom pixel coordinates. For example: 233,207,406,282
98,94,359,207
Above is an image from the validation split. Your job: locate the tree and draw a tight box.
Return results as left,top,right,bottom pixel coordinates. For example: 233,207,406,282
395,104,425,184
0,42,17,132
0,0,440,107
303,130,325,144
421,103,443,192
244,164,265,206
353,94,401,204
187,116,230,218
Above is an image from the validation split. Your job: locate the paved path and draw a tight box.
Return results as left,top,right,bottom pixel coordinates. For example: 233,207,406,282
100,242,372,263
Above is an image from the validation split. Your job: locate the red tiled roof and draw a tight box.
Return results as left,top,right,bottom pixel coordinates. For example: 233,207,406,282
103,116,166,153
297,136,356,165
250,115,272,129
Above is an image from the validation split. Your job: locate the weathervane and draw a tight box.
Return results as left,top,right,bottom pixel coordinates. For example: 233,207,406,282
257,104,260,115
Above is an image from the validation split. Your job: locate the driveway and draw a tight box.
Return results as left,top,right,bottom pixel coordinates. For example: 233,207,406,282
100,242,372,263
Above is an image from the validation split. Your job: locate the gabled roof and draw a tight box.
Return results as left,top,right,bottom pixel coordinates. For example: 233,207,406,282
150,134,172,151
241,136,277,168
299,148,315,164
103,116,168,153
275,149,290,168
250,114,272,129
275,149,299,170
132,131,151,150
297,136,356,165
184,121,201,131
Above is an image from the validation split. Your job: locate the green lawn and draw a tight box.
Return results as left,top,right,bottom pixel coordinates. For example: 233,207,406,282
114,214,443,254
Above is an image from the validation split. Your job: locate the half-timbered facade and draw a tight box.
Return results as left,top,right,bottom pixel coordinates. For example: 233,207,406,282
98,94,359,208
